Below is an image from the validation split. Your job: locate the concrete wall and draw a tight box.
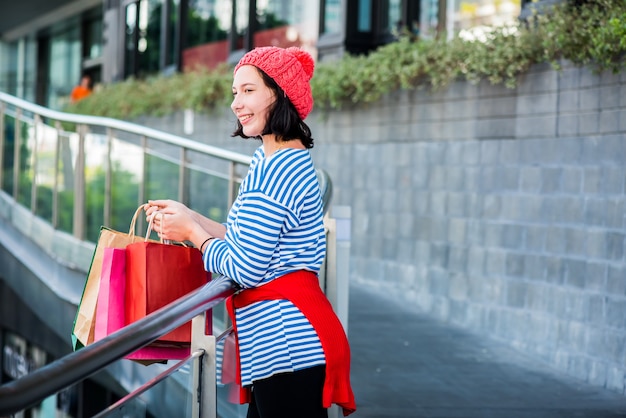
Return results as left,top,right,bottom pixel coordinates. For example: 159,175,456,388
141,61,626,394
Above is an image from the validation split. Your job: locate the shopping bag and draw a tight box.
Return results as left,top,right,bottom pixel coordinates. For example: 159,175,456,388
94,247,126,341
72,205,153,350
94,247,190,362
125,216,210,344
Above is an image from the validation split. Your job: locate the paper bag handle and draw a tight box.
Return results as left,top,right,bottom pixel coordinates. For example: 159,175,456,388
128,205,146,237
145,212,166,243
145,211,189,247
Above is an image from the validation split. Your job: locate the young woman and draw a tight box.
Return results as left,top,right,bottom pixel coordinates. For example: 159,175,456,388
145,46,356,418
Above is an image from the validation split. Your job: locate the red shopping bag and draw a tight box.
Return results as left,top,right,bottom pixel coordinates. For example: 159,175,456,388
94,247,191,362
125,239,210,344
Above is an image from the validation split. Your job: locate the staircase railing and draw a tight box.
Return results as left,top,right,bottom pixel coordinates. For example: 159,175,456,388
0,92,338,418
0,275,237,417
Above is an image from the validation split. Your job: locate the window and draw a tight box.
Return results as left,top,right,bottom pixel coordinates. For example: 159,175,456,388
321,0,341,34
48,23,82,109
357,0,372,32
255,0,318,49
124,0,166,77
187,0,230,48
453,0,522,37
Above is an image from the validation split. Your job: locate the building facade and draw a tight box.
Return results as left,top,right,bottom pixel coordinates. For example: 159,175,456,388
0,0,522,110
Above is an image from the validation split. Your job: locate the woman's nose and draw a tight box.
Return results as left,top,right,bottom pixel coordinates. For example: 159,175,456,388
231,95,242,110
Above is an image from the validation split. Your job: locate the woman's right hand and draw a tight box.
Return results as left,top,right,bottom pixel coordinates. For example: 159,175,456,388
145,199,189,219
145,199,227,241
144,199,196,242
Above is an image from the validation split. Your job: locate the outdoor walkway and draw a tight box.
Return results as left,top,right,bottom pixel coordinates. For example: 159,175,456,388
347,282,626,418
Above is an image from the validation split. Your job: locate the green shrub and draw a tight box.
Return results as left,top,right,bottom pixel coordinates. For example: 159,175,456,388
66,0,625,118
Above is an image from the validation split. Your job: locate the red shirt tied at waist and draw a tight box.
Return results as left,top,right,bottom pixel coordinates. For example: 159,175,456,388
225,270,356,416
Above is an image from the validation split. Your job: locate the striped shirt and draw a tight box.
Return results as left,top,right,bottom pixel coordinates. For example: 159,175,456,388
204,146,326,386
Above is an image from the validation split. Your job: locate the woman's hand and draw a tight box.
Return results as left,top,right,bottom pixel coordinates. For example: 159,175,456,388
144,199,227,245
145,199,196,242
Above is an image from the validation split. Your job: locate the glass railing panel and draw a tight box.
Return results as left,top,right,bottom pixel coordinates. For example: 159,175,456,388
215,333,247,418
84,132,109,242
211,301,229,335
144,153,181,202
33,122,59,222
94,401,147,418
186,149,247,215
109,135,143,234
187,166,230,225
7,389,79,417
55,129,78,234
94,356,199,418
1,112,15,193
16,119,34,208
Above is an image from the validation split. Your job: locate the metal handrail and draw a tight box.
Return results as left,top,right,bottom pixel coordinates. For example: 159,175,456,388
0,275,238,415
0,92,251,165
92,350,205,418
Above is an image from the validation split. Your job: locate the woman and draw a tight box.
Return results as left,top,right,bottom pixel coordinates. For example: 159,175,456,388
145,46,356,418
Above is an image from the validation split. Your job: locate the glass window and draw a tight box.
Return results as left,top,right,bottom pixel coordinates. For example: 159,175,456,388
322,0,341,34
234,0,249,51
85,17,103,60
405,0,421,37
138,0,164,74
357,0,372,32
187,0,230,47
22,36,37,103
48,23,82,110
387,0,402,34
420,0,440,38
167,0,180,68
181,0,232,70
255,0,319,50
0,37,36,101
125,0,164,77
0,41,20,96
453,0,522,37
125,2,139,77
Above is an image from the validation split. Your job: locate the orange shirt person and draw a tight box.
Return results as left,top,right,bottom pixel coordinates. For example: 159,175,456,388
70,75,92,103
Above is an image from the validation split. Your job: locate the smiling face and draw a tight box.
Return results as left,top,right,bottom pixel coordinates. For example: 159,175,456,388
231,65,277,138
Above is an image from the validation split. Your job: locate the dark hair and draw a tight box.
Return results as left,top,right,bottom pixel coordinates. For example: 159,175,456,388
231,67,314,149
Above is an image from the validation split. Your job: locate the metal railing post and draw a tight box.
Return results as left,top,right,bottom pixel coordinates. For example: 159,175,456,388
323,206,351,418
325,205,351,333
13,108,21,201
179,147,188,204
139,135,148,234
30,114,41,214
73,124,86,240
52,121,61,228
0,102,5,189
104,128,113,228
191,313,217,418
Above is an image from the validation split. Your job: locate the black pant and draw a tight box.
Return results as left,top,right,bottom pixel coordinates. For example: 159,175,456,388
246,365,328,418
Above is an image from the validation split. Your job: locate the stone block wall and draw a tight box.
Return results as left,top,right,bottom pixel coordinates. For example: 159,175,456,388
142,61,626,394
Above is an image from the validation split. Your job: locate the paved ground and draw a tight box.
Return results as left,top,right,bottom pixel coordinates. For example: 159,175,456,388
347,282,626,418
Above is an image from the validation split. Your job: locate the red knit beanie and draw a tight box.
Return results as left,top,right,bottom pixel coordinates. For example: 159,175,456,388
234,46,315,120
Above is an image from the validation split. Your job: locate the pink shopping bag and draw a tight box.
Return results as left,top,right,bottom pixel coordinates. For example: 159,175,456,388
94,247,190,363
94,248,126,341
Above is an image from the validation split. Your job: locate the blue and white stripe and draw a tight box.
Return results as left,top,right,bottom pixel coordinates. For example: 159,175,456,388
205,146,326,386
